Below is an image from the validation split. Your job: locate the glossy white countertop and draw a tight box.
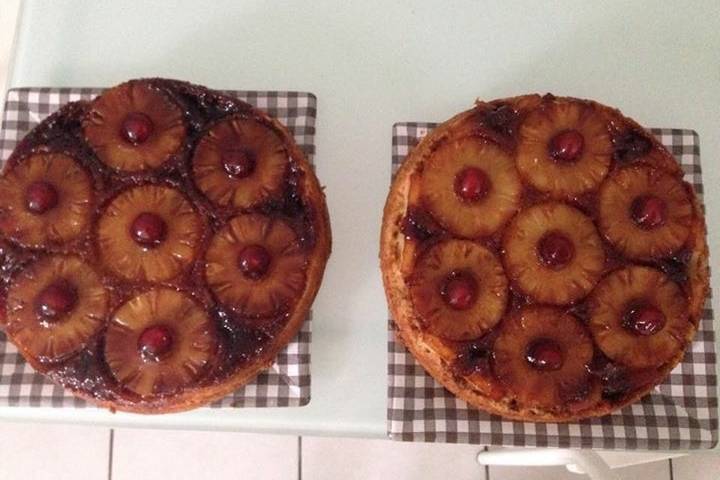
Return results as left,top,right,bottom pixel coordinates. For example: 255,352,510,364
3,0,719,441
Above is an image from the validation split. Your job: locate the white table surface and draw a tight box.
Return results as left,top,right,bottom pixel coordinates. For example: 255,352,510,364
3,0,719,441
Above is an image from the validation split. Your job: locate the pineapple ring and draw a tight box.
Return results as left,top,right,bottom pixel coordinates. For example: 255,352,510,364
517,98,613,198
419,136,521,238
192,116,288,208
408,239,508,340
105,288,216,397
588,266,690,369
5,255,108,362
83,81,186,172
205,213,307,318
97,185,204,282
598,165,692,260
0,153,93,248
503,202,605,305
493,305,594,409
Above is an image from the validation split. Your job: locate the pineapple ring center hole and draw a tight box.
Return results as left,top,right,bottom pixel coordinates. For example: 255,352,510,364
25,180,59,214
525,338,564,371
130,212,168,248
138,325,175,361
222,148,256,179
622,301,666,336
453,167,490,203
120,112,154,145
439,270,478,310
548,129,584,163
630,195,667,230
35,280,78,323
536,231,575,269
238,244,272,280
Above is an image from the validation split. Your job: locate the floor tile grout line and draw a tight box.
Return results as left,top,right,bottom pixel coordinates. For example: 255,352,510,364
298,436,302,480
668,458,674,480
483,446,490,480
107,429,114,480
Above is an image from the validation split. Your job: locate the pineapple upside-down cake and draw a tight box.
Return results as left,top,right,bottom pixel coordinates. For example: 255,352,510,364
0,79,331,413
381,94,708,422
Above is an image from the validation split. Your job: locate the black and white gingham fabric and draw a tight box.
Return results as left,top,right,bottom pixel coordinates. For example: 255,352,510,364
388,122,718,449
0,87,317,408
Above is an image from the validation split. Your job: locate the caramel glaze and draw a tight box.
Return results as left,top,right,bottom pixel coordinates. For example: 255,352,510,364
0,79,317,405
399,97,695,408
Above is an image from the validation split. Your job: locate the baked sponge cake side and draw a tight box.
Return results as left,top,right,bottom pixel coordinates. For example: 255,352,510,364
381,94,708,422
0,79,331,413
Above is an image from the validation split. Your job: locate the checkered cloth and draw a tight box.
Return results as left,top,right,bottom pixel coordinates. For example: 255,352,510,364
388,122,718,449
0,87,317,408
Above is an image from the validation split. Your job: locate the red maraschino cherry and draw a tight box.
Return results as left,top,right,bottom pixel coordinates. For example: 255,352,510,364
549,129,584,162
440,271,478,311
526,338,564,371
120,112,154,144
130,212,168,247
25,181,59,214
238,245,272,280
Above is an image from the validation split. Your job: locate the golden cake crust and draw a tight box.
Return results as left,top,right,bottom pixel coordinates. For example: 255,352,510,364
0,79,331,414
380,94,708,422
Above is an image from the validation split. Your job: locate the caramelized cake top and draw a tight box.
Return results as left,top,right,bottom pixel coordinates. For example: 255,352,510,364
0,79,331,413
381,94,708,422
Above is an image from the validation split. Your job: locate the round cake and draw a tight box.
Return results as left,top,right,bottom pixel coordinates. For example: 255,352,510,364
380,94,708,422
0,78,331,413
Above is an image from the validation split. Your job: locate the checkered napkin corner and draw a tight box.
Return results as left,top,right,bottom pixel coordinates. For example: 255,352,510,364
388,123,718,449
0,87,317,162
0,87,316,408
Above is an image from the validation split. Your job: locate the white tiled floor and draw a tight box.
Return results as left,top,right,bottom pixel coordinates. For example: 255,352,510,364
0,423,718,479
613,459,672,480
302,436,487,480
487,465,579,480
481,448,682,480
300,437,714,480
0,423,109,480
112,429,298,480
670,453,720,480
